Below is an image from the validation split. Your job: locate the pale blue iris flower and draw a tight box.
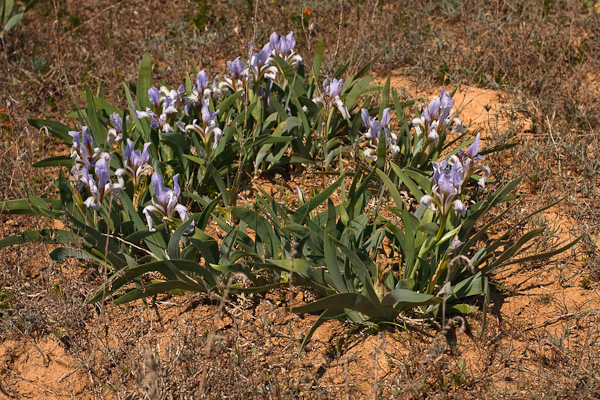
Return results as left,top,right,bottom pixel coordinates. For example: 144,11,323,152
135,86,184,133
107,113,127,144
313,77,349,120
420,157,468,217
412,89,462,146
115,139,152,187
176,104,223,154
458,133,491,187
143,172,194,235
80,153,124,211
247,42,278,81
360,107,399,159
269,31,302,67
220,57,246,93
69,126,101,180
420,133,490,217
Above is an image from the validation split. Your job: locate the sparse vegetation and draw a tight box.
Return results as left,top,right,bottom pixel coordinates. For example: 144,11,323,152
0,0,598,398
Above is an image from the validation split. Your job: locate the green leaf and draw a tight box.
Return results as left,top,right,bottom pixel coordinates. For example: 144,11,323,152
375,168,404,208
324,199,348,293
88,259,216,304
232,207,280,258
167,217,196,260
0,229,78,248
85,86,106,146
50,247,105,265
390,164,424,200
216,90,243,115
33,155,73,168
0,198,61,216
417,222,439,236
119,192,166,258
292,292,377,316
114,280,202,304
65,212,127,269
137,52,152,110
3,12,23,32
484,227,546,272
344,76,374,110
379,76,391,117
294,175,343,223
3,0,15,17
276,56,305,96
496,234,582,268
260,259,331,293
28,119,73,144
298,308,348,354
381,288,442,310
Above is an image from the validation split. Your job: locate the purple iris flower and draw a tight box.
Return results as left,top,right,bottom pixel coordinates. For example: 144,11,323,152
421,157,467,217
265,31,303,68
135,86,183,133
95,154,110,190
196,70,209,93
227,57,245,80
116,139,152,187
253,43,272,67
270,31,296,55
412,89,462,148
148,87,161,108
360,107,400,159
107,113,125,144
69,126,100,175
177,104,223,154
325,78,342,98
458,132,490,187
110,113,123,133
422,97,441,123
143,172,194,235
247,42,278,81
80,153,124,211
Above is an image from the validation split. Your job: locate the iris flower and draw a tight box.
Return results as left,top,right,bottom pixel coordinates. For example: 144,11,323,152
420,133,490,217
220,57,246,93
80,153,124,211
177,103,223,155
247,42,278,81
107,113,126,144
143,172,194,235
361,107,399,159
420,157,468,217
115,139,152,188
135,86,184,133
313,77,349,120
269,31,303,67
412,89,462,146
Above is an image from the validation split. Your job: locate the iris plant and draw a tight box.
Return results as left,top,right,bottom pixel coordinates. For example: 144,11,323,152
219,57,246,93
136,86,185,133
247,42,277,82
69,126,99,176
